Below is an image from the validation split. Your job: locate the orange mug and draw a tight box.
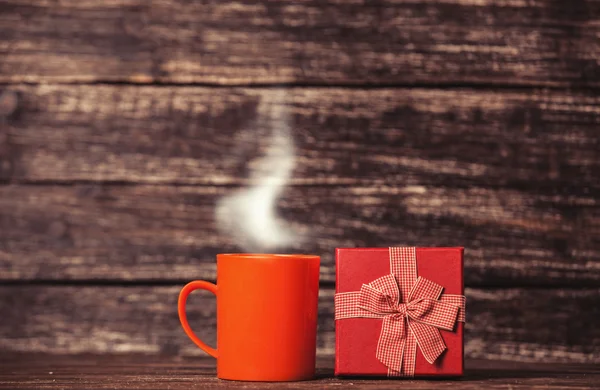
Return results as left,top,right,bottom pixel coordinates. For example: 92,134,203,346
178,254,320,381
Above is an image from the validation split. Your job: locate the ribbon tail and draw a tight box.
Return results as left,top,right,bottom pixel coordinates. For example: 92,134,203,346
409,320,447,364
401,329,418,377
376,315,406,373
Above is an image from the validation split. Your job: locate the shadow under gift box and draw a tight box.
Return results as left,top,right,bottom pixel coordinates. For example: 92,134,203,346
335,247,464,377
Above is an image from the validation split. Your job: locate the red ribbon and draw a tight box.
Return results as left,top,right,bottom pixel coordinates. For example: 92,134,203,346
335,247,466,377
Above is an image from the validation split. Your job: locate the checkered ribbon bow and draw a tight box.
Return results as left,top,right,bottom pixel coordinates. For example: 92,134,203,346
335,247,466,376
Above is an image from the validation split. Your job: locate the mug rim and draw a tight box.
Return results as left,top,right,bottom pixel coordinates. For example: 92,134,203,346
217,253,319,259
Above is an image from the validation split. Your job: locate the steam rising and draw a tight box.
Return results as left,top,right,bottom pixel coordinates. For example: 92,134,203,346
216,90,299,251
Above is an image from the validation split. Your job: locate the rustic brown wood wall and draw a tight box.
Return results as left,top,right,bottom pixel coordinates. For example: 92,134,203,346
0,0,599,363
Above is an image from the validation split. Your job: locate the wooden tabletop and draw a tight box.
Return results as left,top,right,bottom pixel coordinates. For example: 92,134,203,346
1,354,598,389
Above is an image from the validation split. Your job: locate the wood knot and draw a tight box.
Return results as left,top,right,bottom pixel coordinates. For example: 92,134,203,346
48,221,68,238
0,90,18,118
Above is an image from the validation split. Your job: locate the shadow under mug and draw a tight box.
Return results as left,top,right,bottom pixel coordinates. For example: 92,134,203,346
178,254,320,382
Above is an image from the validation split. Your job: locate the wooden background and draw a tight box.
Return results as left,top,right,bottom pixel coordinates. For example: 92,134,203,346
1,0,599,364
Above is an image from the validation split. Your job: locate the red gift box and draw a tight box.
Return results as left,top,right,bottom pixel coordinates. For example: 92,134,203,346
335,247,465,377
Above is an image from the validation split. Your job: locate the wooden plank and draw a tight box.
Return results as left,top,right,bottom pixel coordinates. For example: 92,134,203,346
1,0,600,87
1,356,599,390
1,84,599,191
0,356,599,390
0,286,598,364
0,184,598,286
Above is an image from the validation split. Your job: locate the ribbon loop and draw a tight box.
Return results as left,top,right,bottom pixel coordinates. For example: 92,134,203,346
358,284,396,315
407,298,459,331
409,276,444,301
369,274,401,305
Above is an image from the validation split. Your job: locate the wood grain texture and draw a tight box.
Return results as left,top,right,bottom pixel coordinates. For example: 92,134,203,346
1,0,600,87
0,286,599,363
0,184,598,286
1,84,599,191
0,0,597,372
1,356,599,390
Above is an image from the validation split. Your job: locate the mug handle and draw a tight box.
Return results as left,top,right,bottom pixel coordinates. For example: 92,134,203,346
178,280,218,358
